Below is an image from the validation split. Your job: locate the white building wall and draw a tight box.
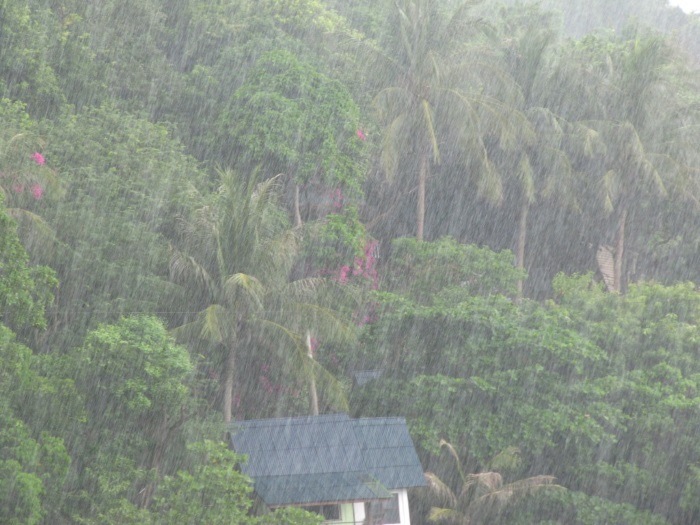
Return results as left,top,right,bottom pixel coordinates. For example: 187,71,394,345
353,501,366,525
397,489,411,525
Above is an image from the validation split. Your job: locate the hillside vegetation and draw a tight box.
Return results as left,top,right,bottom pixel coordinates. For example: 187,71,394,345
1,1,700,523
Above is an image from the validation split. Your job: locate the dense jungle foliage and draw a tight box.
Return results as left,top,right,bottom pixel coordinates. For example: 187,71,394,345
1,0,700,523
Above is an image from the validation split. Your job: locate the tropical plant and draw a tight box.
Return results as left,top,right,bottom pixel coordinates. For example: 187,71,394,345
169,169,352,422
425,440,564,525
363,0,512,240
570,33,685,292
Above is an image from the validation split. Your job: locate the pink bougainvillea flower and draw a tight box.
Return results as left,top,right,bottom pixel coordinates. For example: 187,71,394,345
31,152,45,165
353,256,364,276
30,183,44,200
356,129,366,141
13,184,24,194
338,265,351,283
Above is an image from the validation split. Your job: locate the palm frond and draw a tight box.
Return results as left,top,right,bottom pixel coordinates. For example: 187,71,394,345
470,94,535,149
169,245,215,295
224,273,264,311
517,156,536,204
170,319,201,343
199,304,229,343
425,472,458,508
253,317,303,348
476,157,503,205
644,158,667,197
251,173,284,215
332,31,404,88
251,319,349,411
463,472,503,495
438,439,470,483
278,277,328,302
427,506,463,524
276,302,357,344
539,147,574,202
373,86,412,123
577,124,603,158
476,475,562,507
502,475,559,492
602,170,617,214
442,0,485,39
307,356,349,412
258,227,300,279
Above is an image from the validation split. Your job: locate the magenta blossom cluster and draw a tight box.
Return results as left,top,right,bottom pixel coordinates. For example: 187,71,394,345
333,239,379,290
9,152,48,200
12,182,44,200
30,183,44,199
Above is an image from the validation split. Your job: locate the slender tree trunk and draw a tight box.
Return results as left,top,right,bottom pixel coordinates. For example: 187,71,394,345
223,346,235,422
307,331,319,416
516,198,529,299
614,205,628,294
417,154,428,241
139,413,171,509
294,184,303,228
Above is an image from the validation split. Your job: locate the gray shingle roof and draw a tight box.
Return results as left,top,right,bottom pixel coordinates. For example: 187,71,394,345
228,414,425,506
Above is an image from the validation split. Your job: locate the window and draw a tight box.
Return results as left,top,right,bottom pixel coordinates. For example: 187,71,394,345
303,504,341,521
365,493,400,525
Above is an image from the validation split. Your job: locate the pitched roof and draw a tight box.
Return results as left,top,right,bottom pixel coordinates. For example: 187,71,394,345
228,414,425,506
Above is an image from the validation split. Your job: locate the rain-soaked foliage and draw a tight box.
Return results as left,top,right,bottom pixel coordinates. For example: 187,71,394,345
1,0,700,523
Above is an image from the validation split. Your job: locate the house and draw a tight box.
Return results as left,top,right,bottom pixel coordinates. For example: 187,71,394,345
228,414,426,525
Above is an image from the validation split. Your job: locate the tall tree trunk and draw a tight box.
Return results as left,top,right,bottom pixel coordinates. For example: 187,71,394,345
516,198,529,299
223,346,235,423
138,413,171,509
307,331,319,416
294,184,303,228
614,205,628,293
417,154,428,241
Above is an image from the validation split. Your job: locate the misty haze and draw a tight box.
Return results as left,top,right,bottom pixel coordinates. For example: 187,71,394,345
1,1,700,524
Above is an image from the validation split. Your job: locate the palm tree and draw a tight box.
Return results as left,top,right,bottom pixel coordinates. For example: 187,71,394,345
486,15,571,297
492,14,612,298
169,169,352,422
425,440,563,525
580,35,676,292
365,0,514,240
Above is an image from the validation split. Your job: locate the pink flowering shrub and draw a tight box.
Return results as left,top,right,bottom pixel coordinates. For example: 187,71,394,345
2,152,50,202
338,265,351,283
30,183,44,200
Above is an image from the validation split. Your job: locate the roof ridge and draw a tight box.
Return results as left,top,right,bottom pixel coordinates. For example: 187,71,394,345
227,413,351,429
